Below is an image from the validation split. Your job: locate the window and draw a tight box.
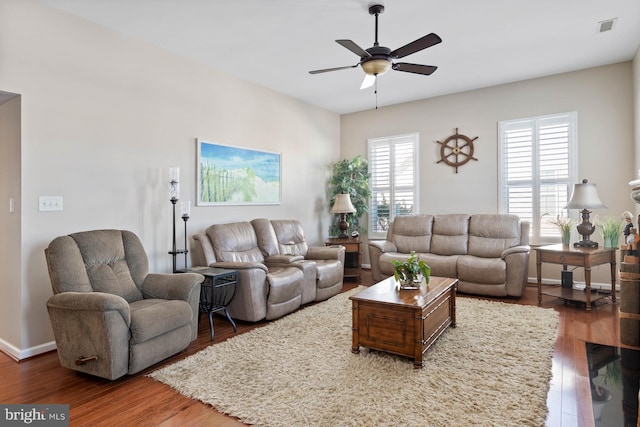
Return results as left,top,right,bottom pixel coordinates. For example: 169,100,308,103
498,112,578,244
368,133,419,239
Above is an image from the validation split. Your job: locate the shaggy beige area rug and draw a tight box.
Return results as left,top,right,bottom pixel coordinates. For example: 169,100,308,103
150,287,559,427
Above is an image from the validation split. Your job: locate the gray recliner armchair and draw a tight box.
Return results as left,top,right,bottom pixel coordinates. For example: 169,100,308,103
45,229,204,380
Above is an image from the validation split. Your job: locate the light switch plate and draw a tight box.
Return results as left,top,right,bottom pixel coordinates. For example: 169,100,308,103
39,196,63,211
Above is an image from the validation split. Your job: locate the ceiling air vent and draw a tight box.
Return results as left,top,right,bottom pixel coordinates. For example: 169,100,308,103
598,18,617,33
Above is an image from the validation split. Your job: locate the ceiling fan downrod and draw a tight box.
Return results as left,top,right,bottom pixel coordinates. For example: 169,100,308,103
369,4,384,47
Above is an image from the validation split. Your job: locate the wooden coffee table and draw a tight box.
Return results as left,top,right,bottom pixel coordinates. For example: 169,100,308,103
349,276,457,368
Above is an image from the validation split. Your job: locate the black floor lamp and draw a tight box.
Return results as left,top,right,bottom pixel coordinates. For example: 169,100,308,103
168,167,189,272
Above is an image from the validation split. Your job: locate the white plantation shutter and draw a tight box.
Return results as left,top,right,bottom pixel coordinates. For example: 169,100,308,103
368,133,419,239
499,112,578,244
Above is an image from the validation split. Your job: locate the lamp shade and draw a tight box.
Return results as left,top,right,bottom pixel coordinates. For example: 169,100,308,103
331,194,356,214
564,179,607,210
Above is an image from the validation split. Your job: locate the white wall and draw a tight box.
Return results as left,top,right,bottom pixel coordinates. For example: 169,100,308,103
341,62,635,287
0,0,340,358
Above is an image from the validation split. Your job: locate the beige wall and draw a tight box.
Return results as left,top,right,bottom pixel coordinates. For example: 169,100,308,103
0,95,22,358
0,0,340,358
634,47,640,185
341,62,635,287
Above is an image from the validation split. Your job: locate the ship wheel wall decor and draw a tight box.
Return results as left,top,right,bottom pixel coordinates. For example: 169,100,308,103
436,128,479,173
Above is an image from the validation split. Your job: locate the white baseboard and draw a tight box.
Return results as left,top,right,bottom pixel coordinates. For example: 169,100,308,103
0,338,56,361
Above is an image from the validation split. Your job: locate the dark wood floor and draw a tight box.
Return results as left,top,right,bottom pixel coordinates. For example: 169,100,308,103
1,270,634,427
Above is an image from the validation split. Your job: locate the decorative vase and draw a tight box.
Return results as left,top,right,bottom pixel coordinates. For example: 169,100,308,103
392,251,431,291
561,230,571,246
399,276,421,290
604,236,618,249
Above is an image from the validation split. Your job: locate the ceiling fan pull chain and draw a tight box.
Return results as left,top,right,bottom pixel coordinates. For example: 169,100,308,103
375,76,378,109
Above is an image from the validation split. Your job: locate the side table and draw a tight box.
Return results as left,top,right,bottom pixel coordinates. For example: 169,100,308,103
326,237,361,284
184,267,238,341
536,244,617,311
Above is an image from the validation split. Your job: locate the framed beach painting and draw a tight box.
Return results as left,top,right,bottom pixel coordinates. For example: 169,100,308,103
197,139,281,205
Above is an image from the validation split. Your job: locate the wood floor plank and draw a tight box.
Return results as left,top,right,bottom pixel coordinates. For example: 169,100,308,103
0,272,634,427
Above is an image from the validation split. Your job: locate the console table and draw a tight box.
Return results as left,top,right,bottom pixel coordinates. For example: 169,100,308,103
535,244,617,311
325,237,361,283
184,267,238,341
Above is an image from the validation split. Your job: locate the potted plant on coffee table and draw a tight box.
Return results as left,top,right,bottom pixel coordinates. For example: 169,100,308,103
391,251,431,290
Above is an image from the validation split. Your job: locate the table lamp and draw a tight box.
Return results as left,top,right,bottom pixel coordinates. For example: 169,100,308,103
331,193,356,238
564,179,607,248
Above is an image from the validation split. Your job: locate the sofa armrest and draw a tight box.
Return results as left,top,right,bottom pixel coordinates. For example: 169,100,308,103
211,261,269,273
501,245,530,259
47,292,131,324
141,273,203,302
46,292,133,380
368,240,398,253
307,245,346,261
368,240,398,282
502,246,531,297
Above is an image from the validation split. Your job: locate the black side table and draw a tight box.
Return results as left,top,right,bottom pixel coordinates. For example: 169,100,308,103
184,267,238,341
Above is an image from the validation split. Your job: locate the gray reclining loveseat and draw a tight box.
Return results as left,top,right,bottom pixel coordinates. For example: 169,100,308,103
192,219,345,322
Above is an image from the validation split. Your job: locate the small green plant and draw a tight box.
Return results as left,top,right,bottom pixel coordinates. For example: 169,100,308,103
542,213,576,233
391,251,431,286
328,156,371,236
542,213,576,245
597,216,623,248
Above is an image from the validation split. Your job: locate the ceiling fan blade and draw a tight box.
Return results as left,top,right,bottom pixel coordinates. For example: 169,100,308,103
390,33,442,59
360,74,376,90
392,63,438,75
336,40,372,58
309,64,359,74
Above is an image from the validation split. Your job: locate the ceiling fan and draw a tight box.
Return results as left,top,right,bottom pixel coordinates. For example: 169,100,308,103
309,4,442,89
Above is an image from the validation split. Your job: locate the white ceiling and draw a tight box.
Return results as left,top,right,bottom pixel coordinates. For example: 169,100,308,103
38,0,640,114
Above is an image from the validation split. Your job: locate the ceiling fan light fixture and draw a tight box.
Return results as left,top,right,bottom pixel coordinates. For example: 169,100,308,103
361,58,391,76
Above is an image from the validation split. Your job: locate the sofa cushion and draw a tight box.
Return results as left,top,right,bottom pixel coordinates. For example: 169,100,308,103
270,219,310,256
207,222,265,263
129,299,192,344
468,214,521,258
85,261,143,303
379,252,410,277
420,253,459,279
430,214,470,255
265,267,303,320
251,218,280,257
315,260,343,289
390,215,433,253
71,230,146,303
457,255,506,284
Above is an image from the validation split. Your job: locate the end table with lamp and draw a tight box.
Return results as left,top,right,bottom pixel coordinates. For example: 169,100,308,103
537,179,616,311
536,244,617,311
